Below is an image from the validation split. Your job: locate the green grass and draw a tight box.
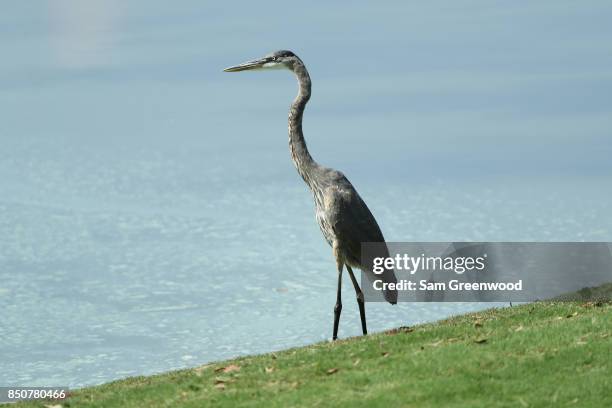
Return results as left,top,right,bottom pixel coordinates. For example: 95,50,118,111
10,299,611,407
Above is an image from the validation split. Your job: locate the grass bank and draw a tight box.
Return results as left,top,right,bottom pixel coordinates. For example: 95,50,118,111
11,299,612,407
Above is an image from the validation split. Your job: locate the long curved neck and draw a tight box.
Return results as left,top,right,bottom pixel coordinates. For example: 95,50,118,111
288,61,317,187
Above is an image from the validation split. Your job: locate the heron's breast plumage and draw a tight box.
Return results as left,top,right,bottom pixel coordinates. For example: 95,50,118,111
313,188,335,247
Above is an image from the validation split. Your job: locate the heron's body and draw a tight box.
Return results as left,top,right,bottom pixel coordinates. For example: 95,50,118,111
225,50,397,340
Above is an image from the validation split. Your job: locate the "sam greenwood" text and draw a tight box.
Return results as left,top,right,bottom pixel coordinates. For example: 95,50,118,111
373,279,523,292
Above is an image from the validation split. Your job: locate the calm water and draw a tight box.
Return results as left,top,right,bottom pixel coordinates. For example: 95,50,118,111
1,1,612,388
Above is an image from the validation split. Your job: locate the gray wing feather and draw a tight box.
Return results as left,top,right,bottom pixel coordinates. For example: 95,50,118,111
323,172,397,303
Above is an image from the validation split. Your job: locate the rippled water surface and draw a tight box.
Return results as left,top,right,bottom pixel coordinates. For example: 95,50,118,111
1,1,612,387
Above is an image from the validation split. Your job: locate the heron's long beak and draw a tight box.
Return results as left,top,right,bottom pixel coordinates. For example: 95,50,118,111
223,58,268,72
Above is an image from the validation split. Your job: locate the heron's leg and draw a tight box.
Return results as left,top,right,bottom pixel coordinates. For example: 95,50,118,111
333,261,343,341
346,266,367,336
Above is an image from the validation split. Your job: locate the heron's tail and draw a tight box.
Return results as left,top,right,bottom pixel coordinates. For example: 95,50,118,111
362,266,397,304
358,242,398,304
381,267,398,304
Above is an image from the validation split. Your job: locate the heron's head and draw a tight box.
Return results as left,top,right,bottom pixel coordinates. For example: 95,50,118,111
223,50,301,73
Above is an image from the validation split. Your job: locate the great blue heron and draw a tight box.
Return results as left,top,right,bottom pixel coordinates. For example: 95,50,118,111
224,50,397,340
